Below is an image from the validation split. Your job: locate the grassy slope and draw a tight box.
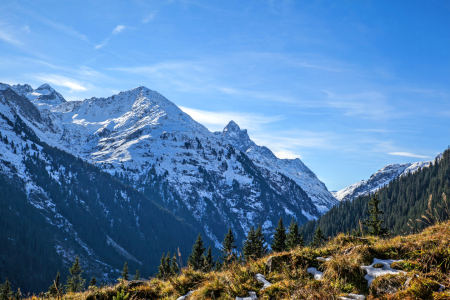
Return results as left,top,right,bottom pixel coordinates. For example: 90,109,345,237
24,220,450,300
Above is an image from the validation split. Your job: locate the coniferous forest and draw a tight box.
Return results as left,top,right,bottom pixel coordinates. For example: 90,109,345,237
299,148,450,243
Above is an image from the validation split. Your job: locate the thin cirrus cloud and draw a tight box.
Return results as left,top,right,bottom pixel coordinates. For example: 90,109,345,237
34,74,87,92
179,106,283,132
388,152,432,159
142,12,156,23
95,25,127,49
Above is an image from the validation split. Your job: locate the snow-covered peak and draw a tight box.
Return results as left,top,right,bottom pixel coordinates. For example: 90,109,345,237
35,83,54,92
224,120,242,133
6,83,68,110
334,156,440,201
215,120,256,154
216,121,338,213
11,83,33,95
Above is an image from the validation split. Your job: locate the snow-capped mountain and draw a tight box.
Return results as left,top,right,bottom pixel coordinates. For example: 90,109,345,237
0,82,333,247
332,158,441,201
12,83,66,110
214,121,338,213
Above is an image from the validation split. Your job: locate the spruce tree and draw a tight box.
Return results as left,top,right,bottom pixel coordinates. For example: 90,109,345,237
122,262,129,280
0,278,11,300
89,276,97,287
286,218,304,250
133,270,140,281
311,227,325,248
271,217,287,252
203,246,214,272
242,226,256,261
170,254,179,275
66,256,85,293
188,233,206,270
164,252,171,276
157,253,167,279
220,228,237,264
362,194,388,236
254,224,268,259
48,271,61,296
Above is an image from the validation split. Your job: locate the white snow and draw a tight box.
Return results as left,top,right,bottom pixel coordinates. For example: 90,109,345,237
334,158,440,201
307,267,324,280
360,258,405,287
255,273,272,290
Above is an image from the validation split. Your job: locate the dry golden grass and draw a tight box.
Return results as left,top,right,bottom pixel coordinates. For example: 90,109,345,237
25,221,450,300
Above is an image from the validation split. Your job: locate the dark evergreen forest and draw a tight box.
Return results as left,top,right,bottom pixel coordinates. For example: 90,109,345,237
300,149,450,243
0,114,200,294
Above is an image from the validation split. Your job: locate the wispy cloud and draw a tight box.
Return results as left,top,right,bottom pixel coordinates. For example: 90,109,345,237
34,74,87,92
180,106,283,132
324,91,394,119
112,25,126,34
0,23,22,46
24,11,88,42
388,152,432,159
142,12,156,23
95,25,127,49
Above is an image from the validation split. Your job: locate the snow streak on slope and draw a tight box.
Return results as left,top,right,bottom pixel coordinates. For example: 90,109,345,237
0,83,326,245
214,121,338,213
333,157,441,201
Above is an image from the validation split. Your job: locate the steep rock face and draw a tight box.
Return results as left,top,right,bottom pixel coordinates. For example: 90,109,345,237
0,83,323,247
0,88,198,292
332,160,438,201
214,121,338,213
11,83,67,110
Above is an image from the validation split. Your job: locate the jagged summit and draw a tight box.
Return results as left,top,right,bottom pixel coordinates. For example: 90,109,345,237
333,156,441,201
216,121,338,213
224,120,243,133
35,83,54,91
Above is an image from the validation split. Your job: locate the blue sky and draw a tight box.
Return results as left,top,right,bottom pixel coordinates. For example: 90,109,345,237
1,0,449,191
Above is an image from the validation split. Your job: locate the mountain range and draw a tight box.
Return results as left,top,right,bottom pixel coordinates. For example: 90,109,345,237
332,157,440,201
0,82,338,291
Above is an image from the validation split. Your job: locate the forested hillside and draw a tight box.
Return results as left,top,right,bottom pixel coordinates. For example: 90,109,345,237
0,111,199,294
300,148,450,243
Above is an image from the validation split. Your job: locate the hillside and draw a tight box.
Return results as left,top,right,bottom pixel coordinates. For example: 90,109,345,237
1,83,335,245
17,220,450,299
0,88,199,293
332,159,435,201
300,149,450,243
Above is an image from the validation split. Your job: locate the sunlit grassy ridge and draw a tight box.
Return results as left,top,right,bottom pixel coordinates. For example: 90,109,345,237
28,221,450,300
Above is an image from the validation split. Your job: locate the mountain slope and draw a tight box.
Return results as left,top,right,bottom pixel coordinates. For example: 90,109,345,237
214,120,338,213
332,160,436,201
0,86,199,293
1,83,326,246
300,150,449,242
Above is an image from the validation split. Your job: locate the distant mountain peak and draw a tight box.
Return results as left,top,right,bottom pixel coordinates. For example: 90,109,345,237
224,120,242,132
36,83,54,91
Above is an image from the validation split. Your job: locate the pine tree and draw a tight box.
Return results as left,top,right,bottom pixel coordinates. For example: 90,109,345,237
0,278,11,300
286,218,304,250
164,252,171,275
65,256,85,293
157,253,167,279
170,254,179,275
89,276,97,287
122,262,129,280
188,233,206,270
133,270,140,281
271,217,287,252
202,246,214,272
243,226,256,261
254,224,268,259
362,194,388,236
220,228,237,264
48,271,61,296
310,227,325,248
